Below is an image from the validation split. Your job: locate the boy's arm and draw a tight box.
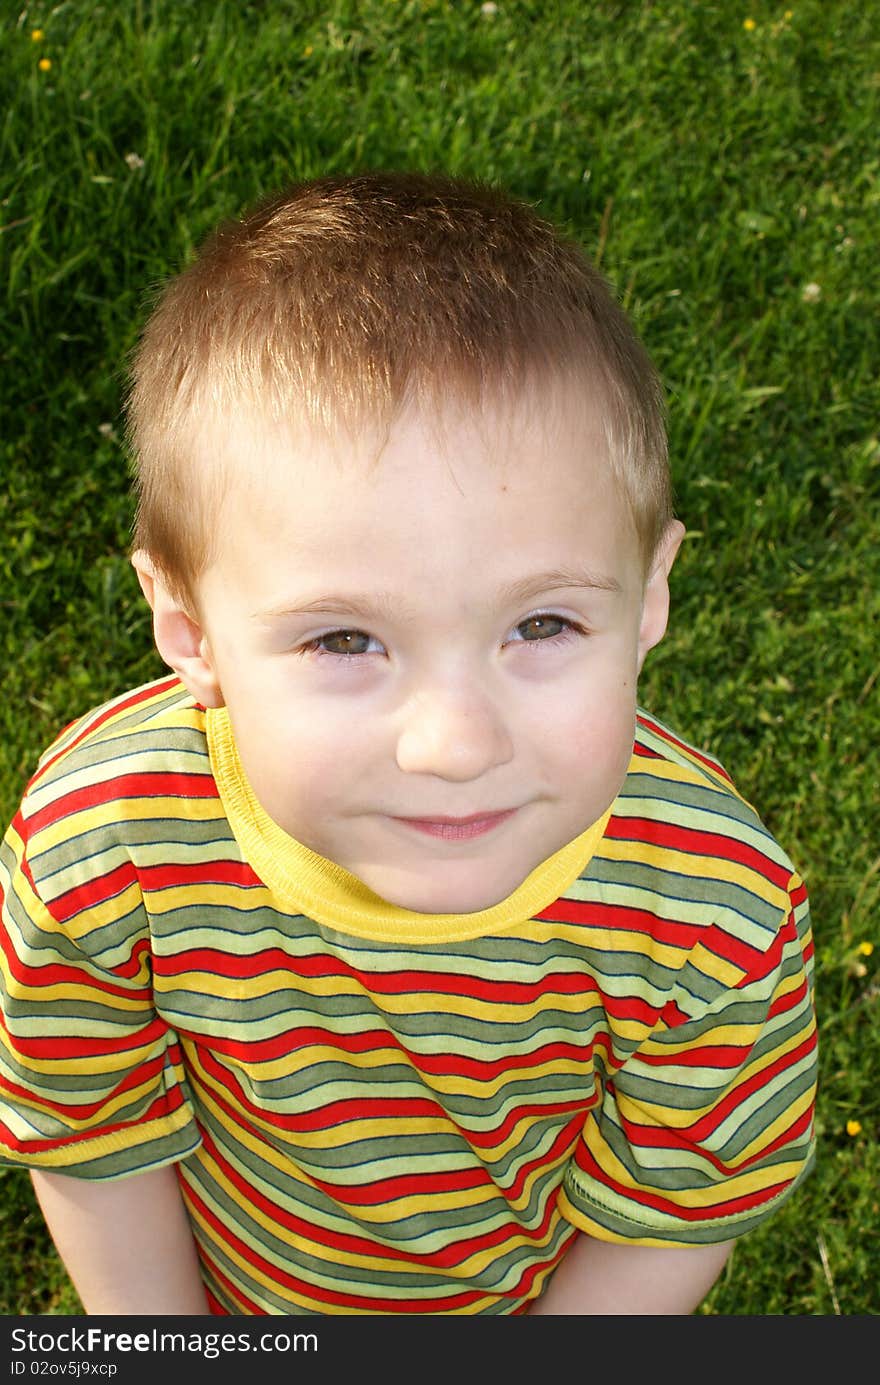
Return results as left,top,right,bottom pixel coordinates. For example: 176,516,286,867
528,1230,734,1315
31,1165,210,1315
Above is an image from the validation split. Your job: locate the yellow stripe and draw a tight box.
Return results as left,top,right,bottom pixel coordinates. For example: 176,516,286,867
0,974,147,1013
629,743,748,802
602,834,789,904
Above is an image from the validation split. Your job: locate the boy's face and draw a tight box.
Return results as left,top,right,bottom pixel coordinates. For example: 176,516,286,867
139,384,681,915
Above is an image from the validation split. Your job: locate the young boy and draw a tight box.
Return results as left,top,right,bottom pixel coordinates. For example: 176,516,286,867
0,172,816,1317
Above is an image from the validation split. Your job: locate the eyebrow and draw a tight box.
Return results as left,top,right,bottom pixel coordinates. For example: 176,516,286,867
253,567,622,626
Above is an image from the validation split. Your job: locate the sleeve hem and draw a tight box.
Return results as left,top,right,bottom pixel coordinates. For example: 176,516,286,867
558,1149,815,1248
0,1108,202,1180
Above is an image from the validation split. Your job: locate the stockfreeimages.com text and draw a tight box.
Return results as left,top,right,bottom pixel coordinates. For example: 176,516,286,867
10,1328,316,1361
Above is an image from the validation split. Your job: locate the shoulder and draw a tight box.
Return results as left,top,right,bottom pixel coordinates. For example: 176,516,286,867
577,709,807,989
23,675,208,808
624,708,798,892
28,675,205,782
11,677,217,905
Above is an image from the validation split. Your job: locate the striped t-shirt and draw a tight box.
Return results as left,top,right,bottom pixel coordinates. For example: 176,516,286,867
0,676,817,1314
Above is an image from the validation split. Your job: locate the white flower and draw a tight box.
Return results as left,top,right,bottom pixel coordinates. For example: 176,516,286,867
124,152,145,171
481,2,498,14
801,281,822,303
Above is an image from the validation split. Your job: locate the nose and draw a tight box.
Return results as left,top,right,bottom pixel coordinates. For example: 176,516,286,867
395,681,515,781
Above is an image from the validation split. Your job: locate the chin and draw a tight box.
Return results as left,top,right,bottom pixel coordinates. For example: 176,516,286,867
373,871,518,917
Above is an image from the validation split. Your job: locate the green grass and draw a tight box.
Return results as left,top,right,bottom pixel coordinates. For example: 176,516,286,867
1,0,879,1315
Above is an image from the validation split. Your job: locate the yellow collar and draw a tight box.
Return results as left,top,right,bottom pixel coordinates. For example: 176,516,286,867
206,706,609,944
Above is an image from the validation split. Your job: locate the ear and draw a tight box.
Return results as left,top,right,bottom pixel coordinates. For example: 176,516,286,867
636,520,685,672
131,551,225,708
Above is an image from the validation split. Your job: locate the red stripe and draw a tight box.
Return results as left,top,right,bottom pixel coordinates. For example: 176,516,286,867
732,908,802,988
26,771,220,837
606,815,791,889
638,1041,752,1070
113,935,153,981
766,970,809,1021
718,927,778,977
739,1102,814,1167
295,1160,488,1208
534,895,703,949
200,1262,264,1316
196,1048,449,1133
619,1098,814,1178
623,1085,814,1163
164,952,663,1040
690,1025,817,1141
0,1010,168,1062
659,998,690,1027
49,861,139,924
139,860,262,892
789,876,808,908
296,1122,584,1211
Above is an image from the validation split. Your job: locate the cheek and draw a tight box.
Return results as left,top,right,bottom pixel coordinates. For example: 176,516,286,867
234,693,376,828
567,706,635,765
536,677,637,786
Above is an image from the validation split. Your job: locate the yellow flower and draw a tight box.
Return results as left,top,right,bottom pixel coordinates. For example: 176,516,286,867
858,941,874,956
38,57,52,71
303,44,313,56
743,17,756,30
846,1119,862,1137
31,28,45,42
784,9,793,18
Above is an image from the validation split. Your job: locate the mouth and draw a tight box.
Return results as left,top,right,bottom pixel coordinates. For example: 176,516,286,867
389,809,519,841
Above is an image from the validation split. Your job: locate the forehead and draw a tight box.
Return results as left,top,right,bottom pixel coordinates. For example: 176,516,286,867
193,382,644,619
207,371,617,498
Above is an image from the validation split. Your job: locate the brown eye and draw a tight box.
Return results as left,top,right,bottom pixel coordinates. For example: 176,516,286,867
319,630,373,656
516,615,568,642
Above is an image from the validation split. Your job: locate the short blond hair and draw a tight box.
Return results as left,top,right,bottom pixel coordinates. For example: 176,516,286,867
127,171,672,604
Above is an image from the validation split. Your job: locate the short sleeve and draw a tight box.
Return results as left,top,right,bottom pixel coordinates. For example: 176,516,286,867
0,807,201,1179
559,874,817,1245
